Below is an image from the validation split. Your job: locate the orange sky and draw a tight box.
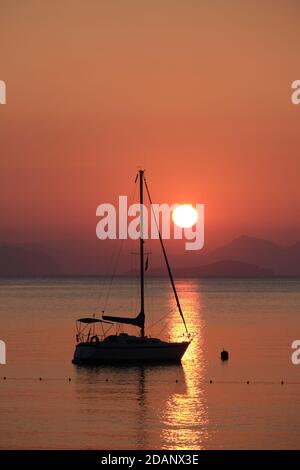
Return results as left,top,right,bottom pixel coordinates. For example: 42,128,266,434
1,1,300,269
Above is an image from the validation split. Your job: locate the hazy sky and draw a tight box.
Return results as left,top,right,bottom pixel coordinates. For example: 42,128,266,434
1,1,300,270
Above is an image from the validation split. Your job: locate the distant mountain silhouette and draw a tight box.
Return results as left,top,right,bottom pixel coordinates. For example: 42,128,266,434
0,244,61,277
198,235,300,275
149,260,274,277
1,235,300,277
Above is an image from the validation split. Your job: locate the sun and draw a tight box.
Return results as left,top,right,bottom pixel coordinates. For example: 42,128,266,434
172,204,198,228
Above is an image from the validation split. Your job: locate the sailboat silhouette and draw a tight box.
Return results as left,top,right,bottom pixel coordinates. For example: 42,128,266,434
72,170,191,364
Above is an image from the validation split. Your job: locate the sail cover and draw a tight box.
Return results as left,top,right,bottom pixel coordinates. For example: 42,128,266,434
102,311,144,329
77,318,103,324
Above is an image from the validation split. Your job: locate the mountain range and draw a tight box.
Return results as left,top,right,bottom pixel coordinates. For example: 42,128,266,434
194,235,300,276
0,244,61,277
0,235,299,277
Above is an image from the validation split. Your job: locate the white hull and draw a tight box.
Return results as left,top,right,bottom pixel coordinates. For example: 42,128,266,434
72,336,190,365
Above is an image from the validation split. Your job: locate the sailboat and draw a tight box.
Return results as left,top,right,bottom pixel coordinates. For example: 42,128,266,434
72,170,191,365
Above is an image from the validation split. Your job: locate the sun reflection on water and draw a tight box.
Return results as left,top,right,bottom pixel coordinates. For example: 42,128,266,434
159,279,209,450
73,280,210,450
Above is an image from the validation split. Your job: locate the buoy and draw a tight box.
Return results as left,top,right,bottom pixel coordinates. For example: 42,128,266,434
39,377,42,381
210,380,212,384
176,379,178,383
221,349,229,361
281,380,284,385
68,378,71,382
3,376,6,380
246,380,249,384
105,378,108,382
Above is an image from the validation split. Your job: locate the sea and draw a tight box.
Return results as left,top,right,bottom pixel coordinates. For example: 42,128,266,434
0,277,299,449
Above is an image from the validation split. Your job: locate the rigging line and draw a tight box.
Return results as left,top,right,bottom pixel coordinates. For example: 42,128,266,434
97,178,138,315
129,178,140,315
150,309,170,328
130,243,139,314
134,249,139,313
143,176,189,336
147,246,154,338
92,243,119,315
143,225,152,335
102,238,124,313
157,321,169,339
92,272,111,316
128,242,139,314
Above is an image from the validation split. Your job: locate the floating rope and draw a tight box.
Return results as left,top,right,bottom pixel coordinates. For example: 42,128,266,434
1,376,299,385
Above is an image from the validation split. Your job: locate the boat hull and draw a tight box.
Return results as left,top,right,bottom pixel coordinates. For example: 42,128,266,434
72,340,190,365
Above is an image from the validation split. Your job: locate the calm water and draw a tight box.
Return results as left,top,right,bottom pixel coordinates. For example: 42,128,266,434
0,277,300,449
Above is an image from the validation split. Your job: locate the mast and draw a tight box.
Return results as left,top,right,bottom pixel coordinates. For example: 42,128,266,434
139,170,145,337
103,171,145,336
